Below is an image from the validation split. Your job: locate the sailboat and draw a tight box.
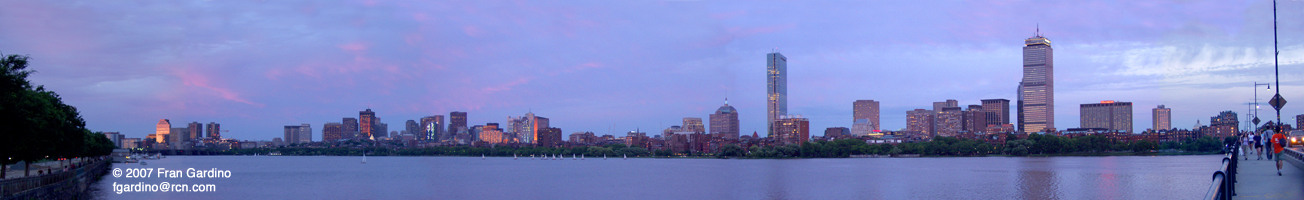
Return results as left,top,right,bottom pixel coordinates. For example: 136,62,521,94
482,154,485,160
572,154,576,160
581,154,585,160
514,154,518,160
623,154,627,160
604,154,607,160
361,152,367,164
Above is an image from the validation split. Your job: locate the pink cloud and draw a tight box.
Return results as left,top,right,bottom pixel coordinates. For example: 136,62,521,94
173,69,264,107
482,77,533,93
339,42,369,53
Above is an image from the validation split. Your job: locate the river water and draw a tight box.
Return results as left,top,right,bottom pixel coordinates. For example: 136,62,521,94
91,155,1223,199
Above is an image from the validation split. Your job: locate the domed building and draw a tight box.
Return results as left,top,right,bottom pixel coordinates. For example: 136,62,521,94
710,98,740,139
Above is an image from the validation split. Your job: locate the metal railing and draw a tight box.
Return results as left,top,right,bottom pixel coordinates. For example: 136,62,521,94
1204,143,1238,200
0,157,109,198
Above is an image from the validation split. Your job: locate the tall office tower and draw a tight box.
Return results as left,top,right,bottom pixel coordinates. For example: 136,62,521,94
376,121,388,138
1153,105,1171,131
170,127,189,148
406,120,420,140
450,111,468,138
1297,114,1304,130
853,100,881,131
1019,31,1055,133
342,118,359,140
507,117,526,141
963,105,987,134
936,107,964,137
519,112,538,143
299,123,312,143
155,119,171,143
906,109,935,137
767,52,788,137
683,117,705,133
1080,101,1133,132
205,122,220,139
421,115,444,141
187,122,202,140
284,125,301,144
359,109,376,140
323,123,344,142
709,100,740,139
534,116,550,143
774,115,809,145
981,99,1011,125
932,100,958,111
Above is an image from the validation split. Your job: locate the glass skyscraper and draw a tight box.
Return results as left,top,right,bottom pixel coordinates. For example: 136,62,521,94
1019,33,1054,133
767,52,787,137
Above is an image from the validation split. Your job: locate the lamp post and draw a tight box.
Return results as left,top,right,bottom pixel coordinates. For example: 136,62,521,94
1256,82,1270,128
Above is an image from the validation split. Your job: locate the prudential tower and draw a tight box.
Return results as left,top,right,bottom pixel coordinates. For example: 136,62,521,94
1018,30,1054,133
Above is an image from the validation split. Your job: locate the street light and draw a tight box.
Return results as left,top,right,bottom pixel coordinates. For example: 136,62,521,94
1255,82,1271,126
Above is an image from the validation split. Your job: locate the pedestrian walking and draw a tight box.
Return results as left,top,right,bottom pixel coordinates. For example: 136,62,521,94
1256,133,1265,160
1244,134,1253,160
1271,127,1288,176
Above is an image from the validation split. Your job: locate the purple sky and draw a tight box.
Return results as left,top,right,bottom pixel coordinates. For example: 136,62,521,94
3,0,1304,141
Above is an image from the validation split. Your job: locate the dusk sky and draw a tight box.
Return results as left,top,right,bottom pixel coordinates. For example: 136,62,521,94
3,0,1303,141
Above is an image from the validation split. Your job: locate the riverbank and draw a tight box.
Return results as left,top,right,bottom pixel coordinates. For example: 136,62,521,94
1,156,109,199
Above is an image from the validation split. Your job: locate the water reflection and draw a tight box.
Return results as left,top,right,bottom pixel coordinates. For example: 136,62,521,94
91,155,1222,200
1018,158,1059,200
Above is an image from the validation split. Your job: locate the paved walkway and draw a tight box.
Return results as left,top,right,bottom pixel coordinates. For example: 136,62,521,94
1234,148,1304,199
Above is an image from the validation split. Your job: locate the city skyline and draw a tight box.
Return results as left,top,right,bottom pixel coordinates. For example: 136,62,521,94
2,1,1304,140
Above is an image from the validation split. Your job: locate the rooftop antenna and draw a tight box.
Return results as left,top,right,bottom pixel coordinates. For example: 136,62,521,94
1035,23,1040,37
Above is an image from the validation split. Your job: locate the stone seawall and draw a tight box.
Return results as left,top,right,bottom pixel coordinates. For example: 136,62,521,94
1,157,109,200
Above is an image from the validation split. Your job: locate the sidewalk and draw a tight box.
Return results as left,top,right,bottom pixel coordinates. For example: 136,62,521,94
1,158,88,179
1233,149,1304,199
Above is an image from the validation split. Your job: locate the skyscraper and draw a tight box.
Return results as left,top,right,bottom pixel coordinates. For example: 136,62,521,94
187,122,203,140
359,109,376,140
421,115,444,141
323,123,344,142
767,52,787,137
1019,31,1055,133
981,99,1011,126
1080,101,1133,132
709,100,740,139
205,122,220,139
450,111,467,136
906,109,935,137
683,117,705,133
853,100,880,131
1153,105,1171,131
155,119,171,143
342,117,359,140
284,125,300,144
299,123,312,143
774,115,808,145
936,107,964,137
406,120,420,140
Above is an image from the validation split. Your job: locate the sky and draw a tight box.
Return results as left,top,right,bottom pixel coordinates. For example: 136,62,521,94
2,0,1304,141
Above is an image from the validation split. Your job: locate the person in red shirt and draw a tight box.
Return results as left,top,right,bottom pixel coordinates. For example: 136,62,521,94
1272,127,1288,176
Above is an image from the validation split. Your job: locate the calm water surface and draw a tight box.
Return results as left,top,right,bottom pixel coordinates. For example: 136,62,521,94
91,155,1222,199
